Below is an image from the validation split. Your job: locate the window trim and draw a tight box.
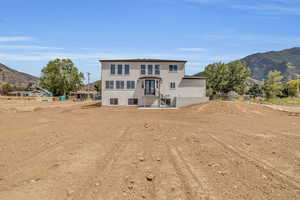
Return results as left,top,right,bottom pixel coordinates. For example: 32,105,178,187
155,65,160,75
105,80,114,89
116,81,125,89
170,82,176,89
126,80,135,89
148,65,153,75
169,65,178,72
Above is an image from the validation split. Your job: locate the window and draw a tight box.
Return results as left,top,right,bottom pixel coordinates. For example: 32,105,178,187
110,64,116,75
169,65,178,72
105,81,114,89
110,98,118,105
127,81,135,89
117,64,122,75
170,82,176,89
141,65,146,75
124,64,130,75
148,65,153,75
128,98,138,105
116,81,125,89
155,65,160,75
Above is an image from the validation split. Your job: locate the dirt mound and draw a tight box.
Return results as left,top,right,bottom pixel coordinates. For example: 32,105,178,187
182,101,280,116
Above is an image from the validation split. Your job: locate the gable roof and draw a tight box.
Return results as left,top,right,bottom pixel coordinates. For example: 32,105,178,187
99,59,187,63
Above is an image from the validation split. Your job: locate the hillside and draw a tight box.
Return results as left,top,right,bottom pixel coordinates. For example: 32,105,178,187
0,63,38,88
194,47,300,81
241,47,300,81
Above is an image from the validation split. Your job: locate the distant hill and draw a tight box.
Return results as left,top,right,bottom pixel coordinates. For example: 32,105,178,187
241,47,300,81
194,47,300,81
0,63,38,88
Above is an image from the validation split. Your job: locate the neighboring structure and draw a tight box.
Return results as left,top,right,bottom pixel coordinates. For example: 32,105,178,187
100,59,208,107
7,85,52,97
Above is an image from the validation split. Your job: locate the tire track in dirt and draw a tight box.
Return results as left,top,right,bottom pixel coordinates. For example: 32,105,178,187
208,133,300,190
71,127,132,200
159,125,212,200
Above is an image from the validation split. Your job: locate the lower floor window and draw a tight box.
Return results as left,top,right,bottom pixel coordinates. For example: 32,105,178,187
110,98,118,105
128,98,138,105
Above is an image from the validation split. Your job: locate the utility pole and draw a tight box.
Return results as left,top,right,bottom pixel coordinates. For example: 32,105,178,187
87,72,91,99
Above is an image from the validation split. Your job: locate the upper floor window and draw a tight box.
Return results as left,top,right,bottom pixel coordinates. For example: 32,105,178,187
127,81,135,89
116,81,125,89
148,65,153,75
124,64,130,75
141,65,146,75
105,81,114,89
169,65,178,72
170,82,176,89
155,65,160,75
117,64,123,75
110,64,116,75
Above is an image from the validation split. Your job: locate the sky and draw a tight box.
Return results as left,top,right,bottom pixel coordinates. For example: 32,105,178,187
1,0,300,82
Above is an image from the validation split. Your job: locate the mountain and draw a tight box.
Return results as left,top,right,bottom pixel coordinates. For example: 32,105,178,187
0,63,38,88
241,47,300,81
194,47,300,81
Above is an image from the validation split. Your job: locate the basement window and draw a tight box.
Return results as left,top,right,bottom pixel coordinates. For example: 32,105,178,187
110,98,118,105
128,98,138,105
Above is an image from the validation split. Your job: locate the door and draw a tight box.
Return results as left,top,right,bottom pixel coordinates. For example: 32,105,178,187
145,80,155,96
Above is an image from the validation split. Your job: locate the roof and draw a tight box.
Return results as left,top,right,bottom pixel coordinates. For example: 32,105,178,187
183,75,207,79
99,59,187,63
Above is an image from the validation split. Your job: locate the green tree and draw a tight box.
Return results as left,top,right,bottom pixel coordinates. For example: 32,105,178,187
247,83,263,97
262,71,283,99
0,83,17,95
94,81,101,93
40,59,84,96
287,79,300,97
203,61,250,95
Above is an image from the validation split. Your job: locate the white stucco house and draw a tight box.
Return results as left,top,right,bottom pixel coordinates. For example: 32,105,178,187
100,59,209,107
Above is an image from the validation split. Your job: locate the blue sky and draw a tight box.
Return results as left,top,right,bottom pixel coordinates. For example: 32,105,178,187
1,0,300,82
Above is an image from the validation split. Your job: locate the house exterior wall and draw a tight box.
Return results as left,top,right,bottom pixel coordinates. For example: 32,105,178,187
101,60,208,107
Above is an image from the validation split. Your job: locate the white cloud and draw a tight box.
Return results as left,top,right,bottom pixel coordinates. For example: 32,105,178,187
0,36,34,42
0,45,63,50
178,48,206,52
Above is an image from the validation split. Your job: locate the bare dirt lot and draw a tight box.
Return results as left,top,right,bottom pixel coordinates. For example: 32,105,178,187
0,100,299,200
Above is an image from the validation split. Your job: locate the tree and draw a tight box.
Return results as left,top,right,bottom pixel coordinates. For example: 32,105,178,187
0,83,17,95
262,71,283,99
203,61,250,95
287,79,300,97
94,81,101,93
247,83,263,97
40,59,84,96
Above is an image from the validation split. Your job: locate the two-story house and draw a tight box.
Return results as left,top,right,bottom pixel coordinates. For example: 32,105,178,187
100,59,208,107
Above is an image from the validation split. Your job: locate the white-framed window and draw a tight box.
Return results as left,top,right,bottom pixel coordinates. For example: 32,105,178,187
124,64,130,75
127,81,135,89
116,81,125,89
117,64,122,75
141,65,146,75
170,82,176,89
110,64,116,75
110,98,118,105
105,81,114,89
128,98,138,105
169,65,178,72
148,65,153,75
155,65,160,75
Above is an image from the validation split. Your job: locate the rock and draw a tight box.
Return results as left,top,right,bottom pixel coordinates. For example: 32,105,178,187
146,174,155,181
67,189,74,196
139,156,145,162
144,123,150,128
156,157,161,162
95,182,100,186
217,171,227,176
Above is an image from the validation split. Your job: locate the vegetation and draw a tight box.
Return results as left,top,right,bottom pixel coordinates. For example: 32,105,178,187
287,79,300,97
249,97,300,107
203,60,250,95
40,59,84,96
0,83,23,95
262,71,283,99
94,81,101,93
247,83,263,97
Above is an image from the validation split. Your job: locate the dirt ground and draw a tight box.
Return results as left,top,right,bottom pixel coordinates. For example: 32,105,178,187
0,100,299,200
